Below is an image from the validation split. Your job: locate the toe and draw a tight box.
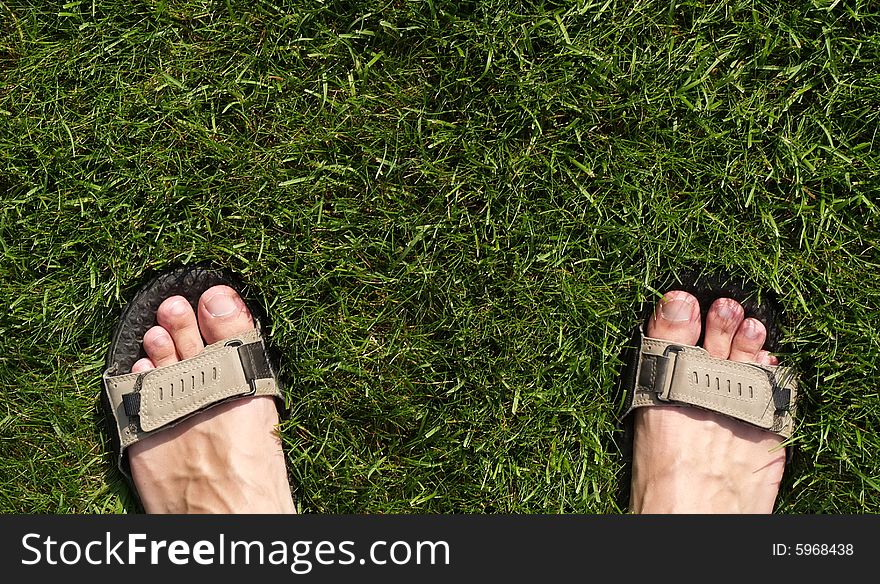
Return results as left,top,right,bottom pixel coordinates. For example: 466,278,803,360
645,290,701,345
156,296,205,360
197,285,255,344
131,358,155,373
703,298,745,359
728,318,767,363
755,350,779,367
143,326,178,367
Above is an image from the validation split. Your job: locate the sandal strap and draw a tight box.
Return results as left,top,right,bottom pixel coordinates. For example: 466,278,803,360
624,327,798,438
102,328,284,453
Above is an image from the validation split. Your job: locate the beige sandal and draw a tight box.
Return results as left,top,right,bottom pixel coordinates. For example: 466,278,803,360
100,264,286,508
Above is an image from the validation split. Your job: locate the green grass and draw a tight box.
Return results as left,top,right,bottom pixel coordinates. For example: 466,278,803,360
1,0,879,514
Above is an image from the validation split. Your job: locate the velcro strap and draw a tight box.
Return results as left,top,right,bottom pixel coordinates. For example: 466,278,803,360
238,341,273,382
122,392,142,418
103,329,281,448
135,348,254,431
626,329,798,438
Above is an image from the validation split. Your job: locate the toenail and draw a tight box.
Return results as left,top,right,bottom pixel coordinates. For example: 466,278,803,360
167,298,190,316
205,292,237,317
148,331,171,347
744,319,761,338
658,298,694,322
716,304,737,322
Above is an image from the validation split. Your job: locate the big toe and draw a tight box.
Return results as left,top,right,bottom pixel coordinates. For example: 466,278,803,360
645,291,701,345
197,285,255,344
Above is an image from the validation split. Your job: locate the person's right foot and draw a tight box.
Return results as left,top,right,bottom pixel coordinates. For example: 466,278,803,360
126,286,296,514
629,291,787,513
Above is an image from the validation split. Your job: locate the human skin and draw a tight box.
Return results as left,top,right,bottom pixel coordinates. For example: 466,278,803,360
629,291,787,514
126,286,296,514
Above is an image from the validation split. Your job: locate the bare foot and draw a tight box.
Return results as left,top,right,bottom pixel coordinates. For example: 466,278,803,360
126,286,296,514
630,291,787,513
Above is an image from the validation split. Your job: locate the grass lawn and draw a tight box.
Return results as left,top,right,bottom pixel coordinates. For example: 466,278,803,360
1,0,879,514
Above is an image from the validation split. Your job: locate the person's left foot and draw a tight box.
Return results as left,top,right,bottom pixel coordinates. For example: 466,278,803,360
126,286,296,514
